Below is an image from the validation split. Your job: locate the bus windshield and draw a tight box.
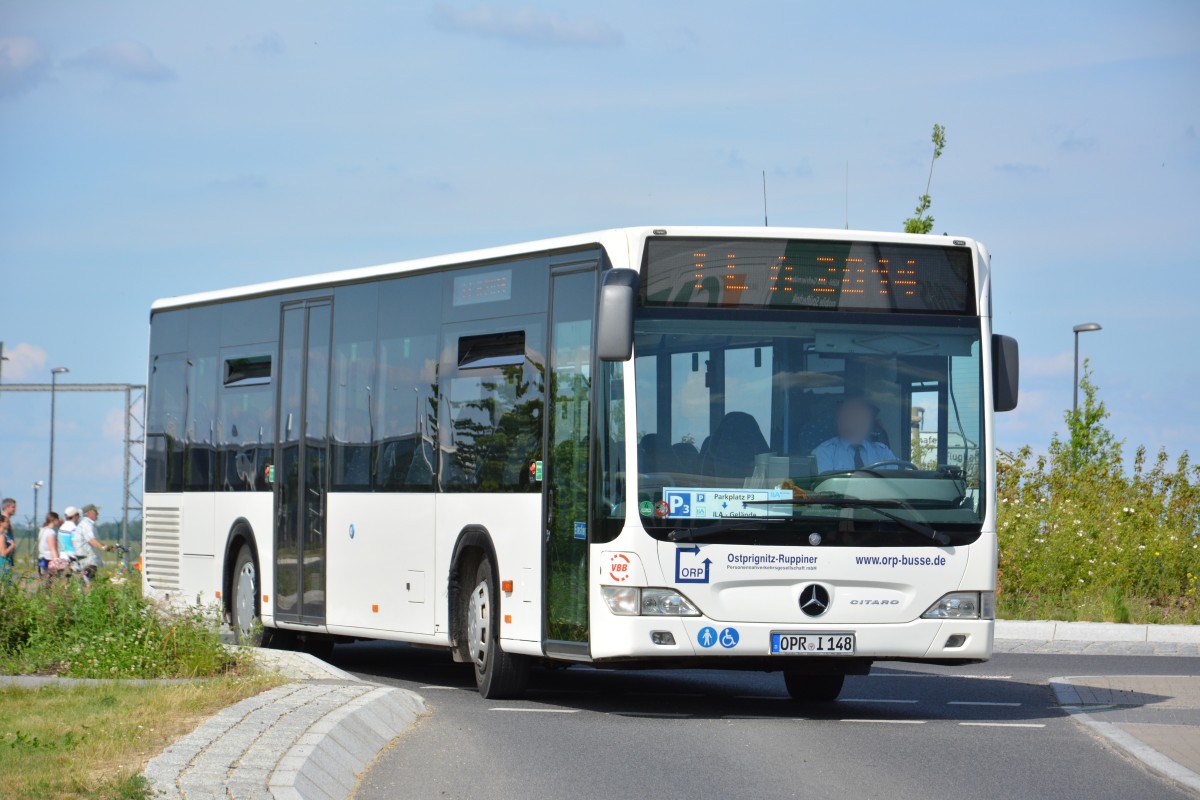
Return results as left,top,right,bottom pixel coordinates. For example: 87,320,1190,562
633,314,985,546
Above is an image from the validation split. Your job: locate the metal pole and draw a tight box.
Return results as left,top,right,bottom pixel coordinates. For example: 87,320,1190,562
1073,330,1080,414
122,384,131,565
32,483,40,563
48,371,58,513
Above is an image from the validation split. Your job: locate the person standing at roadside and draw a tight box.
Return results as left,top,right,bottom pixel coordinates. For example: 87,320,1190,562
74,504,108,580
59,506,80,564
1,498,15,551
0,515,15,584
37,511,62,578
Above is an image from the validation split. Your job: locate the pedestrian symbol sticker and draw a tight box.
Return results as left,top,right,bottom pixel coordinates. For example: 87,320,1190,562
719,627,739,648
698,626,717,648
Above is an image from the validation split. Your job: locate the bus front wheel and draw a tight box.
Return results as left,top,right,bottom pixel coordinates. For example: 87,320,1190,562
784,672,844,703
465,557,528,699
231,544,263,646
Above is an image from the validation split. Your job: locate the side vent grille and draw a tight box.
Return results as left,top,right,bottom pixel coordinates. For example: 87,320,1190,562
143,506,182,592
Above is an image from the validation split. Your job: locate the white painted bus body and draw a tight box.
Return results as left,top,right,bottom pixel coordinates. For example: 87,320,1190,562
143,225,1000,669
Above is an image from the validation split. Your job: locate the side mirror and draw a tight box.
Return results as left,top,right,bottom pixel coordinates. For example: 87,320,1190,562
596,268,639,361
991,334,1019,412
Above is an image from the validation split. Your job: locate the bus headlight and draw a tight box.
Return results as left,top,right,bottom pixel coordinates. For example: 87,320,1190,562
923,591,995,620
640,588,700,616
601,586,700,617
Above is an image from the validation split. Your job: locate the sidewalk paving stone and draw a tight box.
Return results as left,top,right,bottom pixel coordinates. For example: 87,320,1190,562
1052,675,1200,797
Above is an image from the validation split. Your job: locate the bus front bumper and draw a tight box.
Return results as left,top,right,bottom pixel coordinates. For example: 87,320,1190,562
586,616,993,664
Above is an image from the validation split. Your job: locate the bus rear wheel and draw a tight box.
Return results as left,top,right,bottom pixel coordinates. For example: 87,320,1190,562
784,672,844,703
465,557,528,699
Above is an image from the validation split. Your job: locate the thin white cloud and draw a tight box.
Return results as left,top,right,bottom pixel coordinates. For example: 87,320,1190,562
995,162,1048,176
102,408,126,442
0,36,50,98
1060,135,1096,152
1,342,48,381
1017,350,1075,379
211,174,268,191
431,4,623,48
221,32,285,56
1021,351,1074,379
66,41,175,82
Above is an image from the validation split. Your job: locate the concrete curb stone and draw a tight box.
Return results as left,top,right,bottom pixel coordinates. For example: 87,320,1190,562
996,619,1200,645
141,649,425,799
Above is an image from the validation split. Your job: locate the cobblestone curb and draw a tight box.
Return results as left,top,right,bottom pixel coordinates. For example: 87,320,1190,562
142,649,425,799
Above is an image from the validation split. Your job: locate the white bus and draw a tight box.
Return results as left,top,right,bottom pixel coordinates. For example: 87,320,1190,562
143,226,1018,701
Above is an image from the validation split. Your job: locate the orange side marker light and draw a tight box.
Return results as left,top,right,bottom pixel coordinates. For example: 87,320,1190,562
504,614,512,624
501,580,514,593
372,604,379,613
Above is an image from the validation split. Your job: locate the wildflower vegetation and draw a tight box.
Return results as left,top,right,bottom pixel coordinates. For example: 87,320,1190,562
997,364,1200,623
0,571,239,678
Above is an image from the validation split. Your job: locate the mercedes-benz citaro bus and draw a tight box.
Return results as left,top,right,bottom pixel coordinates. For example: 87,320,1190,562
142,226,1018,701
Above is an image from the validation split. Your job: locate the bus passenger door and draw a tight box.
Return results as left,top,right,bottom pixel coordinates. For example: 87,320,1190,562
275,300,332,626
544,265,597,647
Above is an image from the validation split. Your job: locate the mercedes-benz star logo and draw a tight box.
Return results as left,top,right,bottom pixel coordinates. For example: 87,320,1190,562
799,584,830,617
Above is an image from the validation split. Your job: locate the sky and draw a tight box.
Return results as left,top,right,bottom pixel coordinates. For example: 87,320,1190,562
1,1,1198,525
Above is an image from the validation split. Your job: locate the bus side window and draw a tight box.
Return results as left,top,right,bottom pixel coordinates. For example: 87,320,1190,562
375,273,441,492
330,283,378,492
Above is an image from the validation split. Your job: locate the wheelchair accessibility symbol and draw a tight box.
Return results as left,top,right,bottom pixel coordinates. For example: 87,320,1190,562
719,627,739,648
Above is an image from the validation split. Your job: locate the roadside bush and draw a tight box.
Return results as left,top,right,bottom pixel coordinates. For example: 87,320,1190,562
0,571,240,678
997,366,1200,622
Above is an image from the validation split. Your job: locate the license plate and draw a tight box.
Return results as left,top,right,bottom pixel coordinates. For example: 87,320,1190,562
770,632,856,655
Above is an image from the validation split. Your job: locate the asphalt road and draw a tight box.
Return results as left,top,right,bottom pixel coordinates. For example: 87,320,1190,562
328,643,1198,800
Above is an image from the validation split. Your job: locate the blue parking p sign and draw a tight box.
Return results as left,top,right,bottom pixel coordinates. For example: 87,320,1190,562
664,491,707,519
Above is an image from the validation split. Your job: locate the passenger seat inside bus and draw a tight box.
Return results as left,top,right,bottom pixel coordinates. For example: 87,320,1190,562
702,411,771,482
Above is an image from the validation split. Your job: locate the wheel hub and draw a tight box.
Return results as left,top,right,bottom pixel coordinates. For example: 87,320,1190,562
236,561,256,635
467,579,490,669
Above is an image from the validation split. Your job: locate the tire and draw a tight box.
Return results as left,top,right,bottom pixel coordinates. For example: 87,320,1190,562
465,557,529,699
231,544,266,646
784,672,844,703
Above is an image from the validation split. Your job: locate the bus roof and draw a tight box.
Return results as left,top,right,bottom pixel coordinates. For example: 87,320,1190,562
150,225,982,313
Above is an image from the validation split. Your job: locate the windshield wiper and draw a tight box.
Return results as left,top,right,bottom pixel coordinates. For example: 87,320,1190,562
667,517,791,543
742,496,952,545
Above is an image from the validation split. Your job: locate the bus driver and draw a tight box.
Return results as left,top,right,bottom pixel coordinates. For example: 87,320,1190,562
812,394,896,473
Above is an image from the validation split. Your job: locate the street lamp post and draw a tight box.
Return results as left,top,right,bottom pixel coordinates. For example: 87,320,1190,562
32,480,43,561
1072,323,1102,413
48,367,69,513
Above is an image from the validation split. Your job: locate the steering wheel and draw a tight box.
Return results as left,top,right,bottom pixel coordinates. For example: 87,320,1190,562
860,459,921,472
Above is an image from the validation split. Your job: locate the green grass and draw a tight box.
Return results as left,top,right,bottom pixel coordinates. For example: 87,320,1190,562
0,676,284,800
